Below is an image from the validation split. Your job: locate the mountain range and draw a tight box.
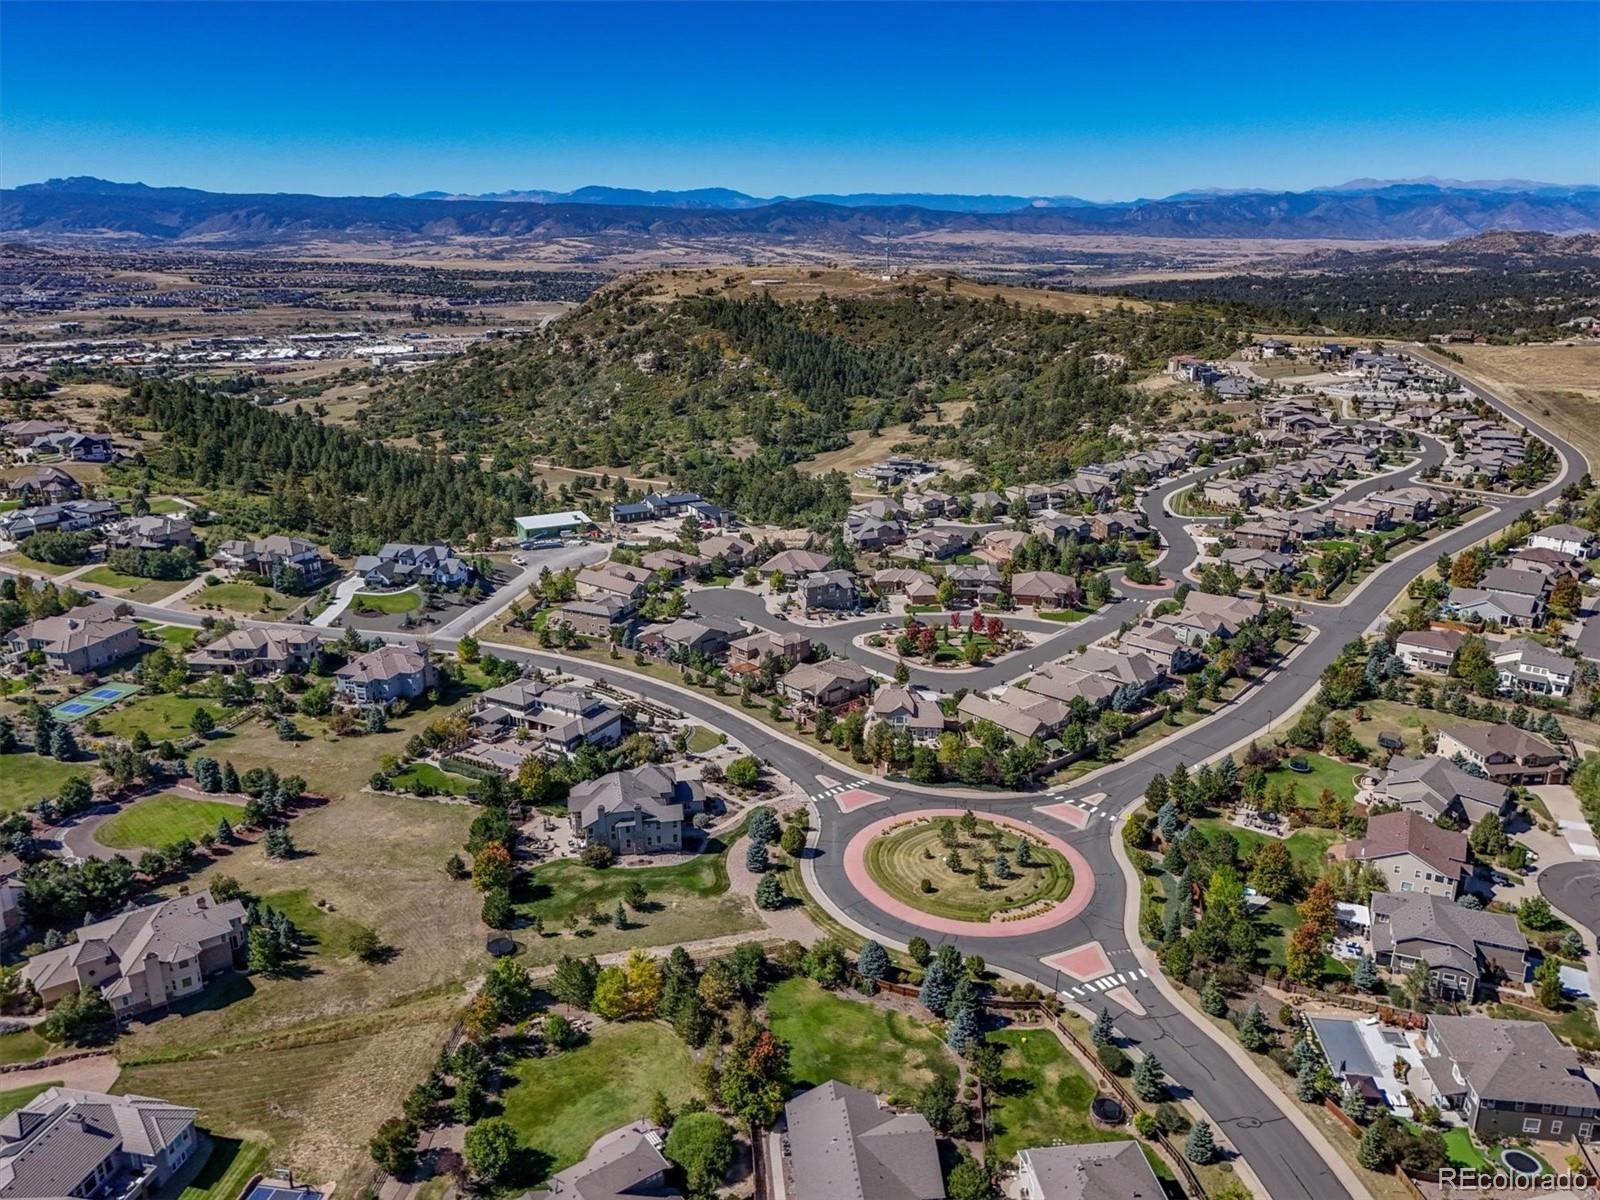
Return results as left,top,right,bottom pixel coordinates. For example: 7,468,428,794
3,176,1597,249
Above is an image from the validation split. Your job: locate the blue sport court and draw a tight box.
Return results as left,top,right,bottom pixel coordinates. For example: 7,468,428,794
244,1186,321,1200
49,681,141,723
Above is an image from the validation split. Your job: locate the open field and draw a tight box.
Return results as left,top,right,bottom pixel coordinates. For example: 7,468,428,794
766,978,955,1104
95,794,242,850
0,751,94,813
863,817,1072,921
1420,344,1600,474
258,887,374,961
76,565,192,603
513,845,760,967
0,1028,56,1066
390,761,476,796
498,1021,697,1184
95,692,226,742
797,399,972,483
0,551,77,576
1264,752,1363,806
187,583,302,617
349,589,421,615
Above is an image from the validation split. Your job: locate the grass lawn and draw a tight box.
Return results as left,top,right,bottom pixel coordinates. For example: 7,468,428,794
0,751,94,815
258,887,372,960
1265,753,1363,806
390,761,477,796
0,551,78,577
76,564,191,604
1035,606,1096,623
766,978,955,1104
189,583,299,617
138,621,201,648
149,497,190,515
499,1022,697,1183
513,842,759,967
95,794,241,850
686,725,724,753
863,816,1073,921
175,1136,270,1200
1441,1126,1490,1170
0,1082,60,1118
987,1029,1171,1177
350,590,421,615
95,692,226,742
0,1028,54,1066
1259,900,1353,980
1193,817,1340,877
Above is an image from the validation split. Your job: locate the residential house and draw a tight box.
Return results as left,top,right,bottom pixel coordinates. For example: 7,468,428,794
1338,811,1469,899
354,543,473,589
185,627,321,677
549,596,639,641
1,419,65,446
974,529,1027,566
1530,523,1595,559
1009,570,1081,610
1202,479,1256,509
1117,621,1200,673
760,549,831,580
334,644,437,706
945,564,1001,606
1478,567,1551,604
1443,587,1543,628
0,1088,201,1200
845,515,905,552
1370,755,1512,828
1220,547,1296,577
851,498,910,524
902,490,952,518
1436,723,1567,785
473,681,624,754
568,765,701,855
779,659,871,708
872,568,938,604
1331,500,1393,533
609,491,705,524
1491,639,1576,698
651,615,745,660
1014,1141,1164,1200
783,1081,944,1200
0,500,121,540
1417,1016,1600,1142
529,1121,681,1200
29,431,112,462
212,536,331,584
1509,545,1586,578
1394,628,1465,674
4,465,80,504
4,604,141,675
1089,510,1148,542
1370,892,1527,1000
967,489,1006,514
869,686,946,742
904,528,967,561
21,890,246,1014
1233,521,1295,552
105,514,197,553
727,630,812,670
1157,591,1261,646
958,690,1065,742
577,562,654,602
640,548,707,582
798,570,857,612
698,534,754,569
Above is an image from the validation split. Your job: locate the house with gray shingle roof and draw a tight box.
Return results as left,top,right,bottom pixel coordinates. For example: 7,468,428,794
527,1120,680,1200
1369,755,1512,829
1015,1140,1164,1200
1418,1016,1600,1142
1370,892,1527,1000
0,1087,200,1200
21,890,246,1015
783,1081,944,1200
567,765,702,856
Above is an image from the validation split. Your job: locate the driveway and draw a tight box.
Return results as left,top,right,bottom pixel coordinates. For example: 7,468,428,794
310,572,366,628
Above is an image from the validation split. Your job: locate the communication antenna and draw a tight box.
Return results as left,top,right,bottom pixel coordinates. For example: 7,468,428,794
881,221,893,282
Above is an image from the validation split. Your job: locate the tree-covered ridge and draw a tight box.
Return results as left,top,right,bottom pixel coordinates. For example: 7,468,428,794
111,379,543,547
359,277,1236,484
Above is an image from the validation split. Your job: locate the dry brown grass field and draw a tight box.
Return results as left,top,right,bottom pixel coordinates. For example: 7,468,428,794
1418,343,1600,473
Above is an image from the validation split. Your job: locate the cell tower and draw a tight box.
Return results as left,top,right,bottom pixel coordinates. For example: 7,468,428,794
881,221,893,282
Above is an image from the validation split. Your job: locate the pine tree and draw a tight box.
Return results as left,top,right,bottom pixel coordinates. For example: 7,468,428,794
1356,1119,1387,1170
221,761,240,792
857,941,890,983
1351,954,1380,992
1237,1002,1271,1052
1296,1061,1321,1102
755,874,784,910
1133,1053,1166,1101
1341,1083,1370,1124
1291,1036,1319,1074
1184,1120,1217,1165
50,725,77,761
745,840,769,874
1199,976,1228,1017
1091,1008,1116,1047
918,961,953,1017
946,1005,980,1053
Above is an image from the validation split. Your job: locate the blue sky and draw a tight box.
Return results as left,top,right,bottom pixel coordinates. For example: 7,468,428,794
3,1,1596,199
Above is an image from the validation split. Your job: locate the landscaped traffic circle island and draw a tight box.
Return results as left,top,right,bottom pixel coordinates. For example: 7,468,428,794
843,808,1093,937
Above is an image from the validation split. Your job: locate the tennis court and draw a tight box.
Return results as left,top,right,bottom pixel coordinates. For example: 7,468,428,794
244,1185,321,1200
49,681,141,723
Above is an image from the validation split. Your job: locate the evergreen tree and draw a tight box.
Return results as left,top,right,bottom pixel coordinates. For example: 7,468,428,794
1200,976,1229,1017
1237,1003,1271,1052
856,941,890,984
1341,1083,1371,1124
1351,954,1380,992
1133,1053,1166,1101
50,725,77,761
745,840,769,874
946,1005,980,1053
918,961,953,1016
1356,1120,1387,1170
1296,1062,1322,1102
1184,1120,1217,1165
754,874,784,910
221,761,240,792
1091,1008,1116,1047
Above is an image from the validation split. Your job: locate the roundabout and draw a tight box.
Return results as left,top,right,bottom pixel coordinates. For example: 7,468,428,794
843,808,1094,937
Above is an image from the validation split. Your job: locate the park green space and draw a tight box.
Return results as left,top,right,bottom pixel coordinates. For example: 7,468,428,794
95,794,242,850
862,816,1073,921
766,978,955,1103
499,1021,696,1183
1192,818,1339,876
1263,752,1362,806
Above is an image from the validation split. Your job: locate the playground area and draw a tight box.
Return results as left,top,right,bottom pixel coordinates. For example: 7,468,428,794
48,682,141,723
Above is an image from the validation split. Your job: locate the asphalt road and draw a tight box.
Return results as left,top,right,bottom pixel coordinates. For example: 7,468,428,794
1540,862,1600,938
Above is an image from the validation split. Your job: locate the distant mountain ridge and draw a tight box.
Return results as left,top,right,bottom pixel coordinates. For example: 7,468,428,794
4,176,1597,247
